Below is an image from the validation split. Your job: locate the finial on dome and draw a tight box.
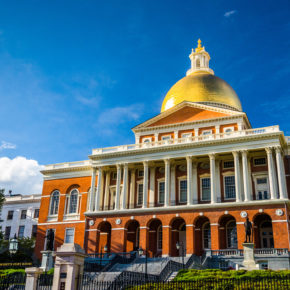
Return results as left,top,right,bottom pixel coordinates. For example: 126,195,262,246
195,39,204,52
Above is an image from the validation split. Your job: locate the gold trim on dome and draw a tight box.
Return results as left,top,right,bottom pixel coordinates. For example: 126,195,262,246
195,39,204,53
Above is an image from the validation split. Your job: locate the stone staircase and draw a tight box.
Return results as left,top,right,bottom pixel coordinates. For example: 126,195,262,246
166,271,178,282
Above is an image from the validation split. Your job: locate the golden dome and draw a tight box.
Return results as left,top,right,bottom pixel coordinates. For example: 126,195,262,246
161,71,242,112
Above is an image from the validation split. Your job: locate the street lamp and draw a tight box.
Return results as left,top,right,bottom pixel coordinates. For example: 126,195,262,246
176,241,185,269
138,248,148,281
9,234,19,255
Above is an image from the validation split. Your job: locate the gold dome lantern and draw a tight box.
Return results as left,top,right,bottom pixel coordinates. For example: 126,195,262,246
161,40,242,112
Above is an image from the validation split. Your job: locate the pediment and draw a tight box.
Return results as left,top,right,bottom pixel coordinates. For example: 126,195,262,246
133,102,242,130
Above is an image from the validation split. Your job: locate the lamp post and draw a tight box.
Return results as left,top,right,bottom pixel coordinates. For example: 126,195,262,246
9,234,19,265
138,248,148,281
176,241,185,269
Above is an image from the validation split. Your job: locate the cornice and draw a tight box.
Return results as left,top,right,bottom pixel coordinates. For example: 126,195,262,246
41,165,91,175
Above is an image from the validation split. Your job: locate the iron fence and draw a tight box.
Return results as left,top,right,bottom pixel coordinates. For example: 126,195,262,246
0,272,26,290
78,276,290,290
36,273,53,290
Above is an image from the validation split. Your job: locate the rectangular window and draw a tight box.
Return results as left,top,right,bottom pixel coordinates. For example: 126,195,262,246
257,178,267,184
179,180,187,203
202,130,212,136
4,226,11,240
65,228,75,244
223,161,234,169
254,157,266,166
201,178,211,201
34,209,40,218
21,210,27,219
7,210,14,220
32,225,37,238
18,226,25,238
161,135,172,141
112,172,117,180
181,133,192,138
224,176,236,199
137,183,143,206
158,181,165,204
138,170,144,178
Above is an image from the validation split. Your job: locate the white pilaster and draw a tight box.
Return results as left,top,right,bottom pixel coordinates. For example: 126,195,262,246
149,167,156,207
95,167,103,211
164,159,171,207
215,159,221,203
275,146,288,199
192,160,198,204
242,150,251,201
266,147,278,199
170,165,176,206
121,164,129,210
233,151,242,202
143,161,149,208
186,156,193,205
209,154,217,204
89,167,96,211
129,170,136,209
104,171,110,210
115,164,121,210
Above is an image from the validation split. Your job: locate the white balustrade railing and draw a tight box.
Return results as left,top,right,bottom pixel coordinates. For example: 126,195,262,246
210,248,289,257
92,125,280,155
44,160,91,170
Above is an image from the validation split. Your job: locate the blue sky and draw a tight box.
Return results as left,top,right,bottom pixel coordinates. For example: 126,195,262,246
0,0,289,194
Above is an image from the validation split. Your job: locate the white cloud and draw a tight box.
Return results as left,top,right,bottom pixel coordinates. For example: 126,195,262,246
224,10,237,18
0,141,16,150
0,156,44,195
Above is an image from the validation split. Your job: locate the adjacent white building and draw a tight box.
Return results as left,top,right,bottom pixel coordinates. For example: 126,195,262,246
0,194,41,240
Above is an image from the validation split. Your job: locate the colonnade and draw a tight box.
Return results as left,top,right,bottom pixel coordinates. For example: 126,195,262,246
87,146,288,212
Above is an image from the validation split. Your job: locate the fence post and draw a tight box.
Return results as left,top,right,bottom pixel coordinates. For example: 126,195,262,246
52,243,86,290
25,267,43,290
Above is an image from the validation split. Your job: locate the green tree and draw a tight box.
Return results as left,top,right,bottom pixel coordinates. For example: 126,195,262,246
0,188,5,212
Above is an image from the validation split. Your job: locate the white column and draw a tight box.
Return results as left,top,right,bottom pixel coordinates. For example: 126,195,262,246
215,159,221,203
95,167,103,211
115,164,121,210
186,156,193,205
242,150,251,201
121,164,129,209
170,165,176,206
89,167,96,211
149,167,156,207
104,171,110,210
129,169,136,208
233,151,242,202
143,161,149,208
209,154,217,204
266,147,278,199
192,160,198,204
275,146,288,199
164,159,171,207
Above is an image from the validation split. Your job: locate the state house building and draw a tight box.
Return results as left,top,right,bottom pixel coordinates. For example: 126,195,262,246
35,40,290,268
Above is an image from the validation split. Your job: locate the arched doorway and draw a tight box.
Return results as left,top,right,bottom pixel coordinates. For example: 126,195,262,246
125,220,140,252
147,219,162,257
194,216,211,255
97,221,111,253
219,215,237,249
170,218,186,257
253,214,274,248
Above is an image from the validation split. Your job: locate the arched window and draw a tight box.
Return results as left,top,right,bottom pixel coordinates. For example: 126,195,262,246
226,221,237,248
260,221,274,248
49,191,60,215
157,225,163,250
196,58,200,68
202,222,211,249
66,189,79,214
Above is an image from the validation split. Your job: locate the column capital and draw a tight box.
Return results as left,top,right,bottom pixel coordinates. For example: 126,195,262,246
208,153,216,160
164,158,171,165
265,147,273,154
116,164,122,169
274,146,282,154
232,151,240,157
186,156,193,161
143,160,149,167
123,163,129,168
241,149,248,156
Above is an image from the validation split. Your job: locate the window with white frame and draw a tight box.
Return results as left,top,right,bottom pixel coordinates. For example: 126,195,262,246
137,183,143,206
224,175,236,199
157,225,162,250
112,172,117,180
65,228,75,243
202,222,211,249
223,160,234,169
256,177,269,200
142,137,152,143
18,226,25,238
158,181,165,204
224,127,234,134
179,179,187,203
161,135,172,141
49,191,60,215
202,130,212,136
226,221,237,248
66,189,79,214
181,133,192,138
138,169,144,178
201,178,211,201
254,157,266,166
